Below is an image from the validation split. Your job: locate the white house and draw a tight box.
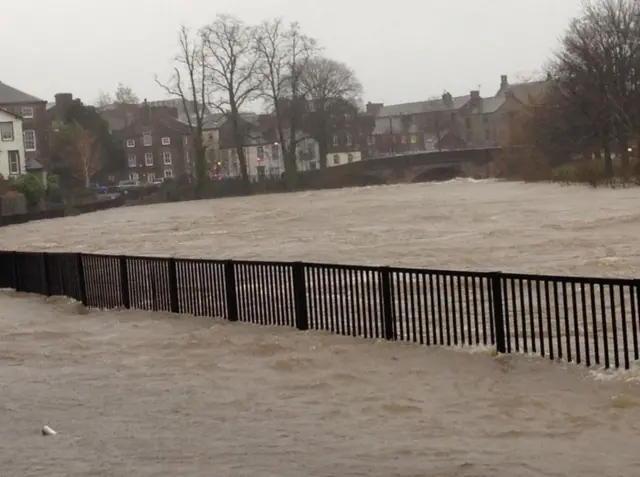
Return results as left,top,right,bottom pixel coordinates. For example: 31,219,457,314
0,108,25,178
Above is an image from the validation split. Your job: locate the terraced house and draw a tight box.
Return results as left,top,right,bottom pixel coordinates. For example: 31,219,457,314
368,74,550,156
115,101,192,183
0,80,48,172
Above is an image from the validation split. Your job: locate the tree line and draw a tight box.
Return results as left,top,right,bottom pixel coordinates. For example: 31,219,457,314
515,0,640,181
155,14,363,196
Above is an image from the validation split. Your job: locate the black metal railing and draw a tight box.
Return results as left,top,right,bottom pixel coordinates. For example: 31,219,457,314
0,250,638,370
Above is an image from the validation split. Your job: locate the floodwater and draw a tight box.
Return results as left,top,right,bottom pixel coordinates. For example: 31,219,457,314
2,179,640,277
1,292,640,477
2,180,640,476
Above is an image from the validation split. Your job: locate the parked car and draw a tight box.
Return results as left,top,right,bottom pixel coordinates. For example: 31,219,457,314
116,180,140,193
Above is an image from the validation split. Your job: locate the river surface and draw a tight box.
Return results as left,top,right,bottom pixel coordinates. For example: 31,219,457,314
2,180,640,476
1,292,640,477
2,179,640,277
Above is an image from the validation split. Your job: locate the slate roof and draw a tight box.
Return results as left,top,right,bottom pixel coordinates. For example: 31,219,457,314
497,80,549,105
376,94,470,117
0,81,44,104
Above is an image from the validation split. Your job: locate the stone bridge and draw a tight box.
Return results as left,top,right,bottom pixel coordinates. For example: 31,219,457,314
300,147,501,189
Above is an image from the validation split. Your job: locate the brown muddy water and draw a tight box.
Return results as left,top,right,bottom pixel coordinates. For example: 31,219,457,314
1,180,640,476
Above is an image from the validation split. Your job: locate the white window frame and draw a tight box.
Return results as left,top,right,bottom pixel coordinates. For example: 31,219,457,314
161,136,171,146
126,139,135,148
143,133,152,147
8,150,20,174
147,172,155,182
128,172,139,182
333,154,340,165
164,168,173,178
346,133,352,147
0,122,14,141
144,152,154,166
332,134,339,147
163,151,172,165
21,107,34,119
128,154,137,168
23,130,36,151
347,153,354,163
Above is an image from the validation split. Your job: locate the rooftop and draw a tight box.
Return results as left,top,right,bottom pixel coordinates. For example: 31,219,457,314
0,81,44,104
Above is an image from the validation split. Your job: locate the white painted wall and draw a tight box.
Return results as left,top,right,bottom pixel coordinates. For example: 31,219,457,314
0,109,26,178
327,151,362,167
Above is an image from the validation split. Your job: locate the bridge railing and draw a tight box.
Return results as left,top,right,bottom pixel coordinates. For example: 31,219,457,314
0,250,638,370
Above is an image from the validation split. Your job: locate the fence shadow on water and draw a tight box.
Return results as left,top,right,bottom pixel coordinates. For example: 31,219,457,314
0,250,638,371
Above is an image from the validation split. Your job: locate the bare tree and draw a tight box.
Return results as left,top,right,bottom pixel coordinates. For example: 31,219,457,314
550,0,640,175
114,83,139,104
254,18,317,185
95,91,113,109
156,25,210,197
301,56,363,168
69,123,102,188
201,14,262,189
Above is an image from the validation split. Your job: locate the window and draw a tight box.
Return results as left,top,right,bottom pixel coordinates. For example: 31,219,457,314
126,139,135,148
161,137,171,146
257,146,264,159
185,151,190,163
411,135,418,144
128,155,137,167
271,144,280,160
333,154,340,165
401,136,406,144
21,107,34,119
8,150,20,174
23,130,36,151
163,151,172,165
164,168,173,178
147,172,155,182
367,135,375,145
347,153,354,163
145,152,153,166
0,122,14,141
344,113,351,120
143,133,152,146
128,172,139,182
309,102,315,112
332,134,339,147
183,136,189,145
346,133,352,146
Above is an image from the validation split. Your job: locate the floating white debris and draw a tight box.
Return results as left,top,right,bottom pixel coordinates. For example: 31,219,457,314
41,425,57,436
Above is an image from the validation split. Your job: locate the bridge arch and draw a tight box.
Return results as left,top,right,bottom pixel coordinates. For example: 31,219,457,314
411,166,461,183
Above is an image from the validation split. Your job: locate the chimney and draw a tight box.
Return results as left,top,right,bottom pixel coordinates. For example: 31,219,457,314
442,92,453,108
366,102,383,116
470,90,481,101
500,75,508,89
54,93,74,120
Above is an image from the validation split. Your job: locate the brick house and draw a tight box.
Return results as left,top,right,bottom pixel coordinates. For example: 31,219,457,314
115,102,191,183
0,80,49,169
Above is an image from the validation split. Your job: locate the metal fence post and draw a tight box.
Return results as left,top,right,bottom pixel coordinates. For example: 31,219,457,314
41,252,51,297
119,255,130,309
12,251,21,292
224,260,239,322
490,272,507,354
380,266,396,340
76,253,88,306
292,262,309,331
167,258,180,314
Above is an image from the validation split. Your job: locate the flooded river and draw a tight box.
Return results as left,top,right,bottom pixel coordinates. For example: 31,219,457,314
1,292,639,477
2,179,640,277
2,180,640,476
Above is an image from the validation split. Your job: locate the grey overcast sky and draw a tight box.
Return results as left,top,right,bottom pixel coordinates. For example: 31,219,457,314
3,0,584,106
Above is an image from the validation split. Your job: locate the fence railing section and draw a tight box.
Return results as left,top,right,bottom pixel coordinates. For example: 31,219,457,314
0,250,638,371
